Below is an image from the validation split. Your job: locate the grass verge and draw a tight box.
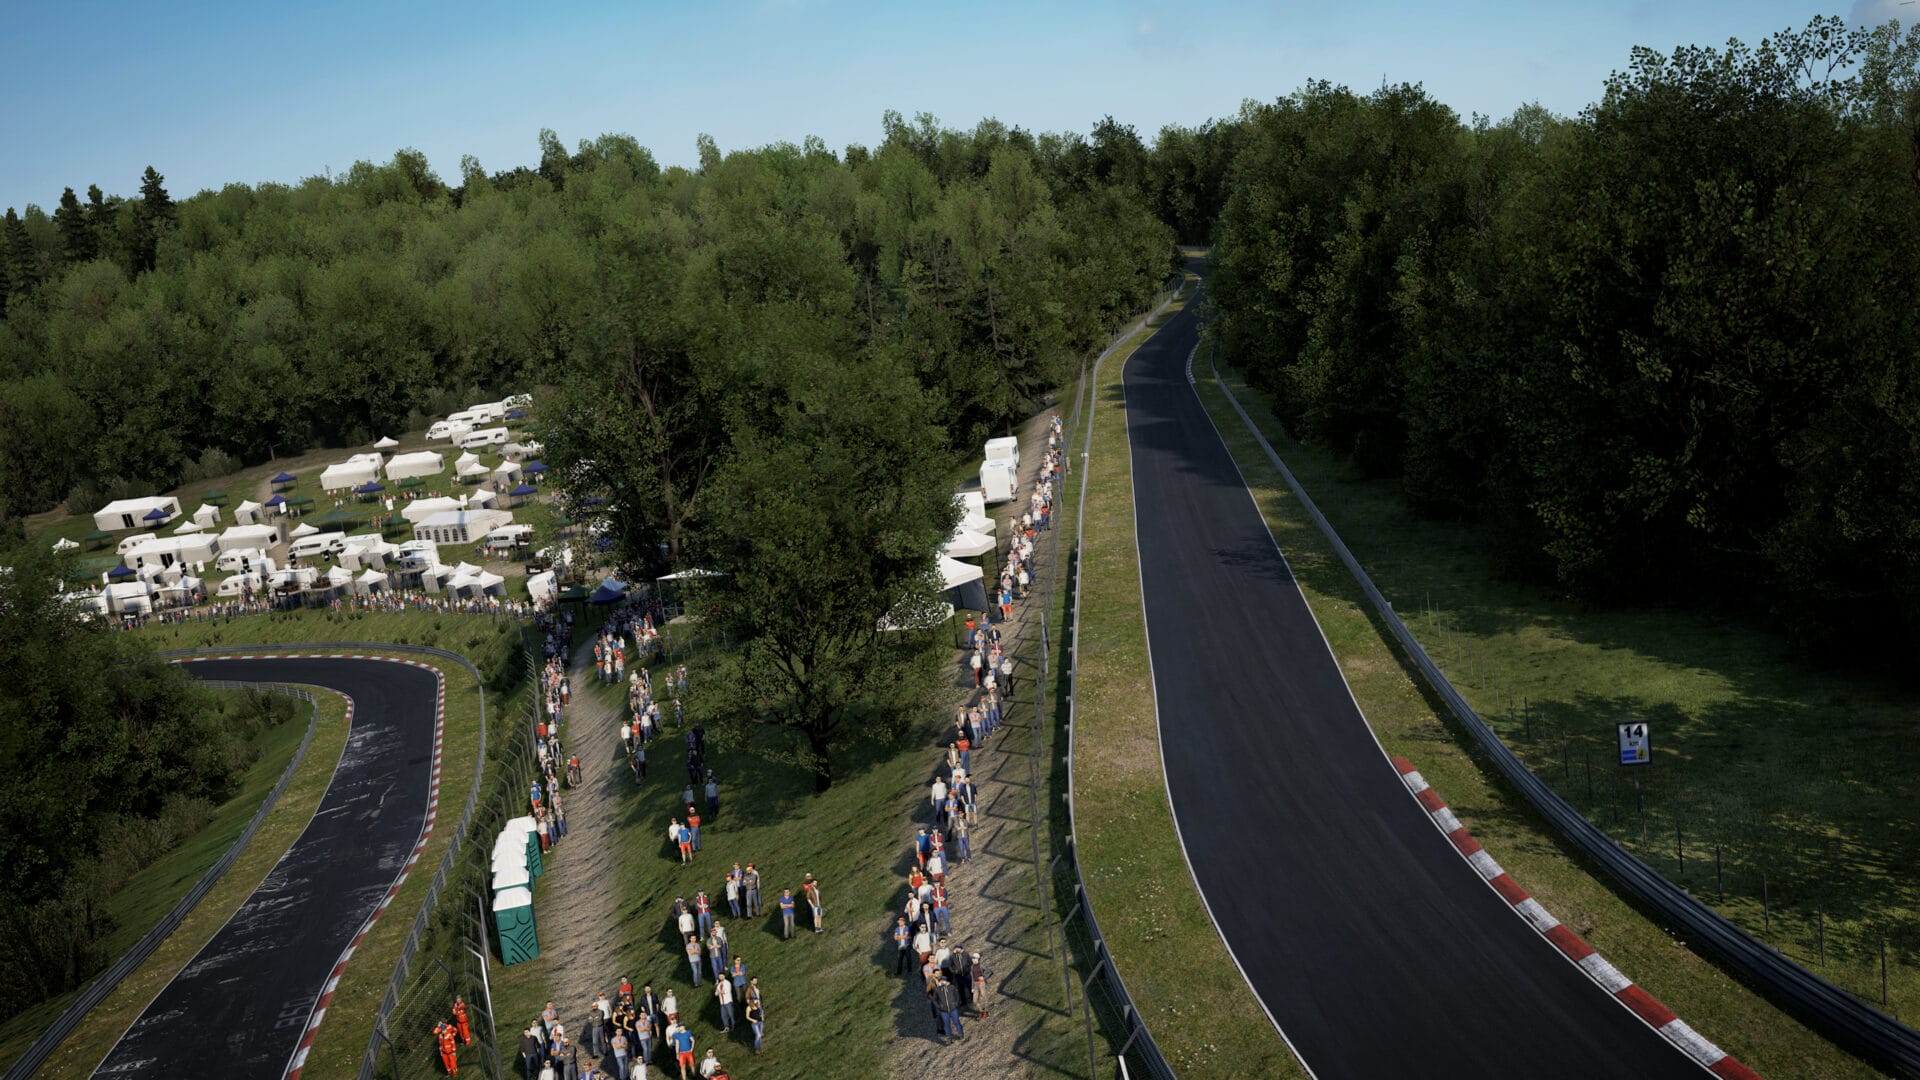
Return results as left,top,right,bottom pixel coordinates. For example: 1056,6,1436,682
7,690,351,1079
1070,281,1306,1078
1192,359,1884,1078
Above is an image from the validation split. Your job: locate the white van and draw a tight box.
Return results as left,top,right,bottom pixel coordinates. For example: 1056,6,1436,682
983,436,1020,472
287,532,348,560
980,459,1017,505
465,402,507,423
116,533,157,556
457,426,510,449
216,546,268,573
426,420,472,442
483,525,534,553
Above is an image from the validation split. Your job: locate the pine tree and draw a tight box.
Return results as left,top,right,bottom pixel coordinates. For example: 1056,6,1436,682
2,208,33,296
55,187,95,263
137,166,173,222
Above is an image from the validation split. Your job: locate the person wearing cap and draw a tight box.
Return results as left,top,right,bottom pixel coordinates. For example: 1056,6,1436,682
802,873,823,932
724,869,742,919
706,922,730,979
694,888,714,937
743,863,763,916
669,1020,697,1078
686,805,703,851
777,888,797,938
608,1024,630,1080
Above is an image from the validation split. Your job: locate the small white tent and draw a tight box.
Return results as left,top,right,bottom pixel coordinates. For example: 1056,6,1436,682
937,555,990,613
527,570,557,606
289,522,320,539
373,435,400,450
492,461,523,487
386,451,446,481
104,581,156,613
173,519,206,534
943,527,995,559
401,497,462,524
51,537,79,552
193,503,222,527
319,459,380,492
457,459,491,480
354,568,389,595
233,499,264,525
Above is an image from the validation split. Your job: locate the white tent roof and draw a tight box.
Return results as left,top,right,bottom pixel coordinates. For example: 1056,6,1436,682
51,537,78,551
386,450,446,481
373,435,400,449
943,527,994,558
492,460,521,476
658,568,723,581
957,492,986,517
322,566,354,588
193,503,221,523
960,510,995,535
357,568,388,584
401,497,462,523
455,450,481,469
938,555,984,590
289,522,319,538
457,460,491,478
235,499,261,514
468,488,499,508
173,520,206,534
319,460,380,492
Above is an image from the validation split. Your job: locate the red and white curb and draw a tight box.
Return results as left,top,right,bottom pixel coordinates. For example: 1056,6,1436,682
1390,756,1762,1079
175,653,446,1080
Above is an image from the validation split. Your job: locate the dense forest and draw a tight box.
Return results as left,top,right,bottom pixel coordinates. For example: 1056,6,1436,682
0,113,1173,527
1183,17,1920,660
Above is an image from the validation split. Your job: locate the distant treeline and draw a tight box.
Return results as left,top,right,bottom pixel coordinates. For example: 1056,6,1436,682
1186,18,1920,658
0,113,1174,524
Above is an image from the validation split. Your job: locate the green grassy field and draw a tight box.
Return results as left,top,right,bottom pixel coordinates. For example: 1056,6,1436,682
485,630,1091,1078
1069,281,1308,1078
1192,359,1885,1077
2,690,352,1079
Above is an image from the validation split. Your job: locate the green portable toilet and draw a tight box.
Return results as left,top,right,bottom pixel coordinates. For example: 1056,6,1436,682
494,885,537,964
492,862,531,896
505,816,542,878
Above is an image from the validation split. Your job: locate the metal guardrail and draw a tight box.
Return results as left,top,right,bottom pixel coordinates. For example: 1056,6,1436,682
1056,286,1185,1080
1206,360,1920,1078
3,683,324,1080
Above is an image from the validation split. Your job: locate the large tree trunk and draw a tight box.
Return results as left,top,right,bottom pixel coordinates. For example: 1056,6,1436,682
807,725,834,792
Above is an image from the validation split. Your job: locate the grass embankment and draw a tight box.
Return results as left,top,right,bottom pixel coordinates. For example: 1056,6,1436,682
486,626,1089,1077
1193,360,1884,1077
3,690,351,1079
133,609,518,1077
1071,282,1306,1077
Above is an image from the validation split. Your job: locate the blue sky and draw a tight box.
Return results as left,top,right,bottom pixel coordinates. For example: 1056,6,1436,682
0,1,1904,210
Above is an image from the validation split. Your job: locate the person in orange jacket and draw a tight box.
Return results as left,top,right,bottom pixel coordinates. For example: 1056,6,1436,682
451,996,472,1045
434,1019,459,1075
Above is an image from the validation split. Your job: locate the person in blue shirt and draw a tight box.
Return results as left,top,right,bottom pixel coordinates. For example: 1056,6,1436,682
669,1023,697,1077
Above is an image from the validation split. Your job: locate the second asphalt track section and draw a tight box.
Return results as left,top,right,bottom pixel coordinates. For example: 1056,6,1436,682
1121,279,1702,1077
93,657,437,1080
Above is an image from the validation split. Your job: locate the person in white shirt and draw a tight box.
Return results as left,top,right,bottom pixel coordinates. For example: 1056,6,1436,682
699,1049,724,1078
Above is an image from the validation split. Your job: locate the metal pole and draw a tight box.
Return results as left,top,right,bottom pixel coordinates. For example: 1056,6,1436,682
1819,903,1826,965
1715,844,1723,903
1585,749,1592,802
1883,937,1890,1009
1764,872,1770,938
1635,769,1646,843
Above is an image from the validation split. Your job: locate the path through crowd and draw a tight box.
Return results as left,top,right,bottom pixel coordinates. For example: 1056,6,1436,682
885,406,1072,1076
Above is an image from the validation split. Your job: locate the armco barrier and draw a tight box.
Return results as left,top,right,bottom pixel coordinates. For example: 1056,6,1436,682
1206,359,1920,1079
3,683,324,1080
156,641,493,1080
1055,285,1184,1080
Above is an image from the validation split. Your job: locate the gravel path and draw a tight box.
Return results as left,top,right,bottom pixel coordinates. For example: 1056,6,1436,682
886,409,1069,1078
506,638,632,1067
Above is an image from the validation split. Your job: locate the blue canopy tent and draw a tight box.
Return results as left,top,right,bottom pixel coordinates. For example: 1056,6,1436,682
507,482,538,508
264,494,287,508
587,577,628,605
523,461,549,480
355,481,385,494
506,409,528,420
270,471,297,489
143,508,170,523
107,565,136,580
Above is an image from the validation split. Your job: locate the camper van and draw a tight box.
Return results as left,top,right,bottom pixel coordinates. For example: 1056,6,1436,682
116,533,157,556
216,547,268,573
983,436,1020,473
464,402,507,423
287,532,348,560
457,426,510,449
483,524,534,553
980,459,1017,505
426,420,473,442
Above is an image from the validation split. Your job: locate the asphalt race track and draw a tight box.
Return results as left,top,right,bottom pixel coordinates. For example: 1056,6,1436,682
93,657,438,1080
1121,281,1702,1077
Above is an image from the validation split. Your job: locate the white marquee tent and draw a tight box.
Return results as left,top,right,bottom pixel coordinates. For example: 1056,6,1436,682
943,527,995,559
319,459,380,492
233,499,264,525
386,451,446,481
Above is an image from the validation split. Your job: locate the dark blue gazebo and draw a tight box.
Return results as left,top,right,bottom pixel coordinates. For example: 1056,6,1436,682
271,471,297,488
355,481,385,495
587,577,628,605
523,461,549,476
143,508,170,523
506,409,528,420
508,482,538,497
107,565,136,580
264,494,287,508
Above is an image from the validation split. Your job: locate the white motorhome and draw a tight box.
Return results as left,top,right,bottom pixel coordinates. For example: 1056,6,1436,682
216,547,268,573
457,426,510,449
464,402,507,423
287,532,348,560
483,524,534,553
116,533,157,556
980,460,1017,505
426,420,473,442
983,436,1020,472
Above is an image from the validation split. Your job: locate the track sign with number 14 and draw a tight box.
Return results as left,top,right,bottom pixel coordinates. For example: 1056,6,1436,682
1617,722,1651,766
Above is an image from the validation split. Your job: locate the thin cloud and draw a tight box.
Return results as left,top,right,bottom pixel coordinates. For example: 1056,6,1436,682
1850,0,1912,28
